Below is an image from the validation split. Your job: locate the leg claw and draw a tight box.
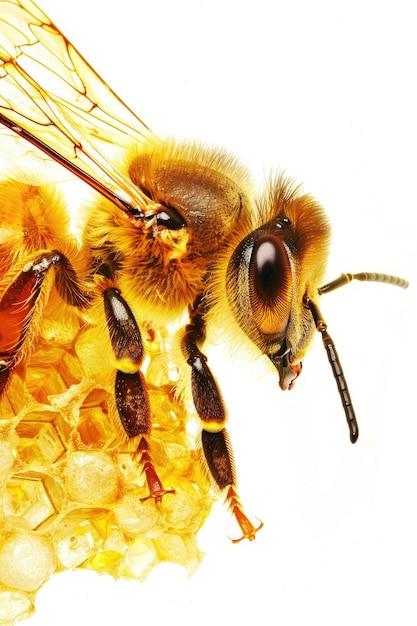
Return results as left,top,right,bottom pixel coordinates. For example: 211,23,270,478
226,486,264,543
136,443,175,504
230,511,264,543
140,487,176,504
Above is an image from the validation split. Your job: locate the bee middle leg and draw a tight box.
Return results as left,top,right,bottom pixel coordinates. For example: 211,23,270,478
182,302,263,542
102,287,174,503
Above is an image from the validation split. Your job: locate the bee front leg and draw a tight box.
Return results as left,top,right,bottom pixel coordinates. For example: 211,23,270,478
182,304,263,542
102,287,174,503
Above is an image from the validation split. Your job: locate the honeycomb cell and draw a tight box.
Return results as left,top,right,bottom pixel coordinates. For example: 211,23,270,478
113,494,161,535
28,343,67,368
3,472,63,530
153,432,193,474
118,536,158,580
15,421,65,465
75,327,113,384
159,479,210,534
153,532,203,572
77,406,117,449
0,533,56,591
154,532,188,564
102,527,128,555
25,365,67,404
86,550,123,573
65,451,120,505
59,351,84,387
150,385,187,432
0,589,32,623
39,306,80,345
54,517,102,569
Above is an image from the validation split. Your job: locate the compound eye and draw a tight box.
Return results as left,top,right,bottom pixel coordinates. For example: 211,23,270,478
253,238,284,304
249,235,292,336
155,206,186,230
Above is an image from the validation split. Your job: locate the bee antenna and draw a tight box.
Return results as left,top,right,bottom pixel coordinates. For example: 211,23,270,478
308,271,408,443
305,297,359,444
318,272,409,295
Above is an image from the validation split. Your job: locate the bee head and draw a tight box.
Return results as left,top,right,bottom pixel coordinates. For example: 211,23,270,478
226,177,330,390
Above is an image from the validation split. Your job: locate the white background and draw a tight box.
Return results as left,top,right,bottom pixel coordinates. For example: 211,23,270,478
21,0,415,624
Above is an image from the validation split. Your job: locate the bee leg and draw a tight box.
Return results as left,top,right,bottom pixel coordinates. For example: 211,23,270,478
182,306,263,542
103,287,175,503
0,251,78,395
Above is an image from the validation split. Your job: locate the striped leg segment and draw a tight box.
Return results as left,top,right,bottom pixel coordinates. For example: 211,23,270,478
182,302,262,541
103,287,174,502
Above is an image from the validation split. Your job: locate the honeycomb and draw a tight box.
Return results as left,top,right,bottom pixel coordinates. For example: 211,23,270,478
0,311,214,623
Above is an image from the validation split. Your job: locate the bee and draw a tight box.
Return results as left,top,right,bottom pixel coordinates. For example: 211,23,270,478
0,0,408,546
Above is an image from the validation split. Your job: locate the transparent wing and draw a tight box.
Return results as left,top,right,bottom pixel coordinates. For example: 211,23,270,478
0,0,155,215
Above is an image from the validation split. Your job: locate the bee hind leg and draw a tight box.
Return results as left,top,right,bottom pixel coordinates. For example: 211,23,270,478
103,287,175,503
182,303,262,541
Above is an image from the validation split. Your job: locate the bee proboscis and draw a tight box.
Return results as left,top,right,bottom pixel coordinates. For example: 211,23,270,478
0,0,408,543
